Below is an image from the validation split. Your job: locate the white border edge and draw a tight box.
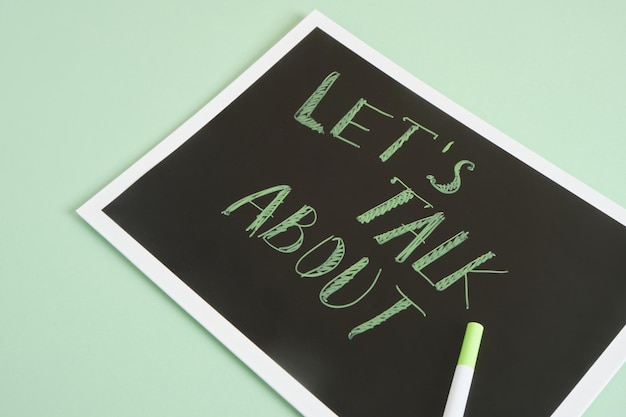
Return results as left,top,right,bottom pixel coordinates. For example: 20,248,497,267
76,9,626,417
77,10,339,417
77,200,338,417
78,10,325,213
313,11,626,228
551,327,626,417
315,15,626,415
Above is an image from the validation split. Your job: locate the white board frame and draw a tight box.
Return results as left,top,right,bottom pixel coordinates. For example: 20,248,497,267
78,10,626,417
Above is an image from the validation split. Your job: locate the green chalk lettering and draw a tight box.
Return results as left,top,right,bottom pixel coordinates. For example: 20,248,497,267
435,251,497,291
294,235,345,278
294,71,341,134
258,205,317,253
379,116,438,162
442,141,455,153
357,189,414,224
426,160,475,194
462,268,509,309
416,239,507,308
374,212,445,263
330,98,393,148
464,274,470,309
412,231,470,285
356,177,432,224
319,258,380,309
221,185,291,237
348,285,425,339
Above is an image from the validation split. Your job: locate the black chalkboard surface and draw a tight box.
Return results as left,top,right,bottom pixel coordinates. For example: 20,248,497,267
78,11,626,417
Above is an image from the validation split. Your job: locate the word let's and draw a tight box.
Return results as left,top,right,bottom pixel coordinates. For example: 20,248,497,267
294,71,475,195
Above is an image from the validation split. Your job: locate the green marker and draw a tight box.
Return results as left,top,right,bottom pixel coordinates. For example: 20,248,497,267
442,322,484,417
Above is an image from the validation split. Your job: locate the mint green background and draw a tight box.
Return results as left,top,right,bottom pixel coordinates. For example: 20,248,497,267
2,1,625,416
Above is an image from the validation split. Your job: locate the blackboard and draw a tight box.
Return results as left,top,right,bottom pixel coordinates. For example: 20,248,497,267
78,11,626,417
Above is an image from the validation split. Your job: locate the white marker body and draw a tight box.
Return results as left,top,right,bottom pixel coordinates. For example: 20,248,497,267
442,364,475,417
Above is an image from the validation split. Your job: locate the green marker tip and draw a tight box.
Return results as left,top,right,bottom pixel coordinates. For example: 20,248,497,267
457,322,484,369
